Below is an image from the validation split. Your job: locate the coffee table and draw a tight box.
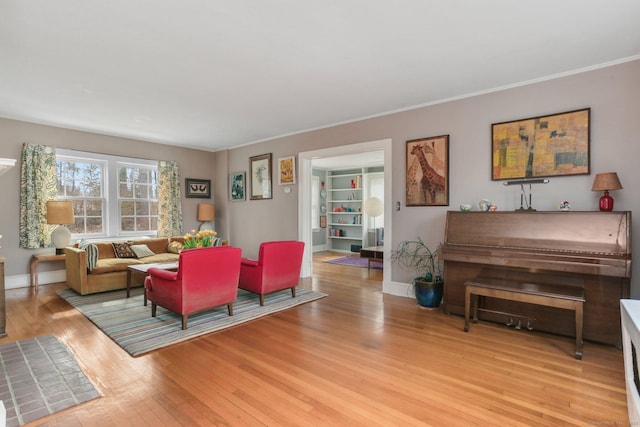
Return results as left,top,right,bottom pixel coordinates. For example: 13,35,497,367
127,262,178,306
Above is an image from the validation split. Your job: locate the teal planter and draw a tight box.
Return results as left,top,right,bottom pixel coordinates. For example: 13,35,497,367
414,278,443,308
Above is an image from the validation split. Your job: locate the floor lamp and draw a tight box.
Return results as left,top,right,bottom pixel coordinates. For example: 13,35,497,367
363,197,383,246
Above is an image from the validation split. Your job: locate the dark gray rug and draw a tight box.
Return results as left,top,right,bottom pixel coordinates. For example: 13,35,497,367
0,335,100,426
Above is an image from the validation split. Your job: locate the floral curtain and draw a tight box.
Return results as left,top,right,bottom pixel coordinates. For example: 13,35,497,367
19,143,57,248
157,160,183,237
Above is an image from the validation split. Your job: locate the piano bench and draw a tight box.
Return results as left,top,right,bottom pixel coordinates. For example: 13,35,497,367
464,277,586,360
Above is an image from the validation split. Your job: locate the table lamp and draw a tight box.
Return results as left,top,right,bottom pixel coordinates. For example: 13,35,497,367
197,203,215,231
46,201,74,254
591,172,623,211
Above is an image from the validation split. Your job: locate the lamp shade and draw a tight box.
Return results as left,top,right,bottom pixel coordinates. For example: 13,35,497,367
46,201,74,225
197,203,215,222
591,172,623,192
363,197,383,218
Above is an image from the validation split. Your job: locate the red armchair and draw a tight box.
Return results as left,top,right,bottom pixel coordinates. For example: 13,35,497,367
239,241,304,305
144,246,242,329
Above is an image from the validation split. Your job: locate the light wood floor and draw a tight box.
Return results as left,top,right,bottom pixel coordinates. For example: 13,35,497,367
3,252,628,426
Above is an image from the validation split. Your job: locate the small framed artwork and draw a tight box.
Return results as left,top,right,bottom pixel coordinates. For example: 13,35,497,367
250,153,272,200
185,178,211,198
406,135,449,206
278,155,296,185
230,172,245,201
491,108,590,180
320,215,327,228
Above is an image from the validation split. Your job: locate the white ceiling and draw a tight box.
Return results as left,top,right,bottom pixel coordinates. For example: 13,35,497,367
1,1,639,152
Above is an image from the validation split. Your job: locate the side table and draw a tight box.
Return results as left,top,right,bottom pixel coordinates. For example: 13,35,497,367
30,253,66,290
359,246,384,270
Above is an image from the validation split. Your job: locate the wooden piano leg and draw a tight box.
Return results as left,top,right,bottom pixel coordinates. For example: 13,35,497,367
464,286,471,332
575,301,584,360
472,295,479,323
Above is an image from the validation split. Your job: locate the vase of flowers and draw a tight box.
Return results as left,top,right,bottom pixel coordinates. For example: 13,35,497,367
182,229,218,249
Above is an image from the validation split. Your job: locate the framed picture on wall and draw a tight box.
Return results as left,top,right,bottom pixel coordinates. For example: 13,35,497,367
406,135,449,206
185,178,211,198
278,155,296,185
491,108,590,180
229,172,245,201
250,153,272,200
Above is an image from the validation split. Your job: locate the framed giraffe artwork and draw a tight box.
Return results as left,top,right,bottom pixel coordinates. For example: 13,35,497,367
491,108,590,180
406,135,449,206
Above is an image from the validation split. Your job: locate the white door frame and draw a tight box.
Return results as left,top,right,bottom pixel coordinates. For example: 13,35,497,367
298,139,392,290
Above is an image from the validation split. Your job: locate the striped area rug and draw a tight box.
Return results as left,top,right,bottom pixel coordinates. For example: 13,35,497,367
58,287,327,357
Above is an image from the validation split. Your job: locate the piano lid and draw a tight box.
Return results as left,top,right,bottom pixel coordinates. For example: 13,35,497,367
443,211,631,257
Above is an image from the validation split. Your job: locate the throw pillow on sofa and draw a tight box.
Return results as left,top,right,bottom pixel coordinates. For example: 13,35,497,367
112,242,136,258
130,244,155,258
78,240,99,272
168,241,183,253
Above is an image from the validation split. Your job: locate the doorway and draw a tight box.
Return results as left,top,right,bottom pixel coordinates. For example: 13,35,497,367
298,139,392,289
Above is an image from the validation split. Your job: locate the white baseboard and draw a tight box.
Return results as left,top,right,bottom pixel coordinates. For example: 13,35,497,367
383,280,412,299
6,270,66,290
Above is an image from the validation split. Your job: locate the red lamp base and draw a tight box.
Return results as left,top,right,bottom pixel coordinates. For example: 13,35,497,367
599,191,614,211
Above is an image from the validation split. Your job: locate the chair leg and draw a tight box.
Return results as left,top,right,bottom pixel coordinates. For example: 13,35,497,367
227,303,233,316
151,303,157,317
181,315,188,330
291,287,296,298
259,294,265,306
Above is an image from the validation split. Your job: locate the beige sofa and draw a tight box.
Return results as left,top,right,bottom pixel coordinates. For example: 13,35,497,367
65,237,181,295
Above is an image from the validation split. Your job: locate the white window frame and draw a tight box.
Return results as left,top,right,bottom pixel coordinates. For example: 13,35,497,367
56,148,158,240
56,154,107,238
117,161,159,235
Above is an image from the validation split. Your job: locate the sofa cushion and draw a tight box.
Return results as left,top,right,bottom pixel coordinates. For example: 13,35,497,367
143,253,180,264
130,244,155,258
168,241,182,253
135,238,171,254
90,257,143,274
95,242,116,259
112,242,136,258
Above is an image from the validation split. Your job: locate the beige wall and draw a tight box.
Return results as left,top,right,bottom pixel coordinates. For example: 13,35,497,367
1,59,639,296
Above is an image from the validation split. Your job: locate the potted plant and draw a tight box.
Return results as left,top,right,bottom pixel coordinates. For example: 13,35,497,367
390,238,443,308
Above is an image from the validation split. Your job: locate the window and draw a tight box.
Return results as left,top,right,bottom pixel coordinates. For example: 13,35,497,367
118,163,158,233
56,149,158,239
56,156,106,236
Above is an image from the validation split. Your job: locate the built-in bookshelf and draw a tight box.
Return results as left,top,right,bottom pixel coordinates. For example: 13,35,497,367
327,169,364,253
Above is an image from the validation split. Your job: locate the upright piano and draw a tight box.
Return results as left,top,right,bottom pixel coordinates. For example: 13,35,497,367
440,211,632,346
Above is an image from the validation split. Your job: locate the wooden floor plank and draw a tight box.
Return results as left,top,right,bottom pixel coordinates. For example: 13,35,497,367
1,252,629,426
